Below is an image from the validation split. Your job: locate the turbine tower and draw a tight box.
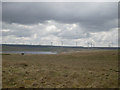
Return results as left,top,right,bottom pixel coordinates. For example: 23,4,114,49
76,42,77,47
61,41,63,46
51,42,53,46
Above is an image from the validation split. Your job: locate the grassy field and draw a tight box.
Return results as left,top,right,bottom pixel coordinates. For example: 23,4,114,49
2,50,118,88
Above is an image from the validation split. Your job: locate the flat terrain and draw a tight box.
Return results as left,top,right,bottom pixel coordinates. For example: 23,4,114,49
2,50,118,88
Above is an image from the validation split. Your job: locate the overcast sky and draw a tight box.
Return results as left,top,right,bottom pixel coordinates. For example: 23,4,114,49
2,2,118,47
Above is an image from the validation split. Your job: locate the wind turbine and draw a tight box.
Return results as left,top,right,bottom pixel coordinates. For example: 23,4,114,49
51,42,53,46
76,41,77,47
91,40,95,47
87,42,90,47
90,42,92,47
108,41,113,47
61,41,63,46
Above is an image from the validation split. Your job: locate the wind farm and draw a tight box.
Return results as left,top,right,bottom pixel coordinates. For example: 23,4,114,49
2,42,119,88
2,33,118,88
2,2,119,88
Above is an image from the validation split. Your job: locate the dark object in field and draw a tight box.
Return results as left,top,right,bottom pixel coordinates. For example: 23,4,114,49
21,53,24,55
19,87,25,88
2,70,5,73
2,54,10,55
114,70,120,72
112,53,115,55
20,63,28,67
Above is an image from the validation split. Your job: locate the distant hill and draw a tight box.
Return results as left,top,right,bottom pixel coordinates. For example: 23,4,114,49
1,44,118,52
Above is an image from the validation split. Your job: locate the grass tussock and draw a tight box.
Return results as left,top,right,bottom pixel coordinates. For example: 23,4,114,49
2,50,118,88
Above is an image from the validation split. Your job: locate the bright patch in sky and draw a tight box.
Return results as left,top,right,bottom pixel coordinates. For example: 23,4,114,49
2,2,118,47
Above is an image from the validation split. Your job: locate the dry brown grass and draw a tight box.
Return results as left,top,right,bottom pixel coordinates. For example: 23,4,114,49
2,50,118,88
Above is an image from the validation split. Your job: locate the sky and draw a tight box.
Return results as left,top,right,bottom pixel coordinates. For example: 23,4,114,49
1,2,118,47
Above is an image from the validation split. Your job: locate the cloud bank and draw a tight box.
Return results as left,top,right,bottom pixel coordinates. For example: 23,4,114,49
2,2,118,47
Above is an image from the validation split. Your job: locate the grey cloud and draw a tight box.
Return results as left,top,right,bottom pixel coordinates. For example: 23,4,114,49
2,21,118,46
2,2,118,32
2,2,118,46
2,23,32,37
2,30,31,37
